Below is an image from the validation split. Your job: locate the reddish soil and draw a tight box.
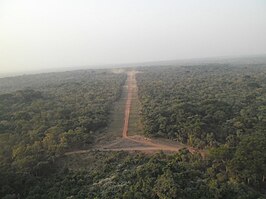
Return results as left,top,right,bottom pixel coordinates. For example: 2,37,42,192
122,71,133,138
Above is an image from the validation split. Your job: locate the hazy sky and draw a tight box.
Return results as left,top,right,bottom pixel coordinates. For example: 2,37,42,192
0,0,266,74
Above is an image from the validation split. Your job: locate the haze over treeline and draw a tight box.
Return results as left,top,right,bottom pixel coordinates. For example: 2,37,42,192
0,0,266,75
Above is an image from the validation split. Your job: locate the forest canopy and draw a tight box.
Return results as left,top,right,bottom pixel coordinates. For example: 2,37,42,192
0,65,265,198
137,64,266,148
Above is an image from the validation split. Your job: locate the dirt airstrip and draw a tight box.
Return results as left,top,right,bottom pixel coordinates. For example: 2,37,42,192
66,70,204,156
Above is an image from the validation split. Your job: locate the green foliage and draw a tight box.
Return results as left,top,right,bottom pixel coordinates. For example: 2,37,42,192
1,151,262,199
230,131,266,189
0,66,265,198
137,65,266,148
0,70,126,198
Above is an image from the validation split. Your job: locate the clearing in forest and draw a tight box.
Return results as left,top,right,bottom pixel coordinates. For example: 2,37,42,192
67,70,204,155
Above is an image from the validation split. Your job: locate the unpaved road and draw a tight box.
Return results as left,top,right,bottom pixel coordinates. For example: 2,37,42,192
66,70,205,156
122,71,133,138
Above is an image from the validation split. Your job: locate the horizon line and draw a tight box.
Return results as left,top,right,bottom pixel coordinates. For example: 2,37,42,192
1,53,266,78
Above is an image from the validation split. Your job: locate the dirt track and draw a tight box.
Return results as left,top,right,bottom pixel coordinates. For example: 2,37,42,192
66,70,205,156
122,71,133,138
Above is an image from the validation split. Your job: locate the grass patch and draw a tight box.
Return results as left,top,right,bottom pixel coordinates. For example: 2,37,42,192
128,79,144,136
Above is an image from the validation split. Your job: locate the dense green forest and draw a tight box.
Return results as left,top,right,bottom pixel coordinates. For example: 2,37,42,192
0,66,265,198
7,150,265,199
0,70,127,198
1,148,265,199
135,64,266,197
137,65,266,148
